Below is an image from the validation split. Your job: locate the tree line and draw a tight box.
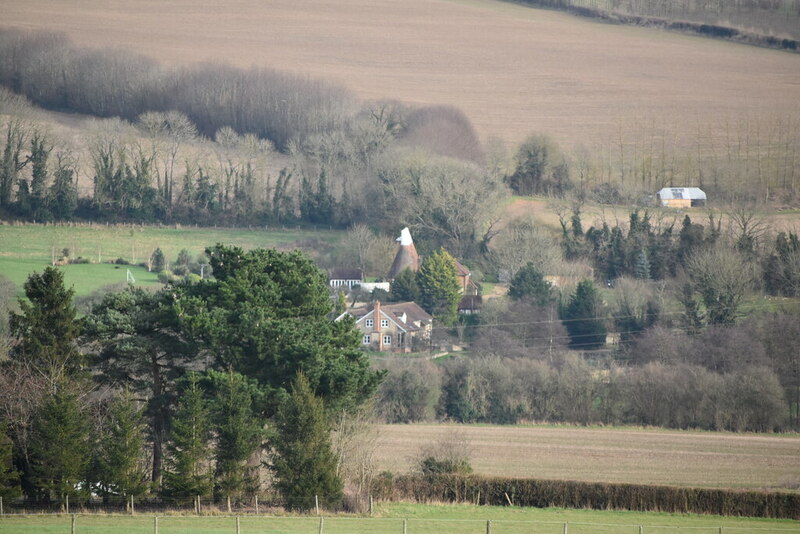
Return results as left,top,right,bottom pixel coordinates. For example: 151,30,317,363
2,26,800,240
0,246,382,511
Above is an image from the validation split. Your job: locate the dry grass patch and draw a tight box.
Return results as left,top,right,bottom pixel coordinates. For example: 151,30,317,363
2,0,799,148
374,424,800,491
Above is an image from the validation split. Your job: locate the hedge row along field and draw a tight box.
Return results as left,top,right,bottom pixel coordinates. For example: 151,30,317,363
376,474,800,519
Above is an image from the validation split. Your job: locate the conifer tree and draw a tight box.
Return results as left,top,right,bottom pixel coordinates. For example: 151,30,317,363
162,374,212,510
633,249,651,280
209,370,263,512
92,391,149,507
49,157,78,220
271,373,342,512
416,249,461,326
29,387,90,509
10,267,83,382
508,262,553,306
561,279,607,350
389,267,420,302
0,422,21,500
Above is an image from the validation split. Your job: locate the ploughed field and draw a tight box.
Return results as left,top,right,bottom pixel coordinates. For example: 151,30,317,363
374,424,800,492
2,0,799,148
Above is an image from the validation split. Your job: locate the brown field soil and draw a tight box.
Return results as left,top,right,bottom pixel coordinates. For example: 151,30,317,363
374,424,800,491
2,0,799,148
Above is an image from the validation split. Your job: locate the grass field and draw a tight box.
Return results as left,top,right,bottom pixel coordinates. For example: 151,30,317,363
373,424,800,492
0,503,798,533
2,0,798,149
0,223,341,295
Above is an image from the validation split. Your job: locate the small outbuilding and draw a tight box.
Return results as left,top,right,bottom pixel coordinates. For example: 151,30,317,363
656,187,706,208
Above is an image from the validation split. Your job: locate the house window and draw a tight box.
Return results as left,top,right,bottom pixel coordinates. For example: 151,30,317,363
363,335,371,345
365,319,373,328
381,319,389,328
383,335,392,345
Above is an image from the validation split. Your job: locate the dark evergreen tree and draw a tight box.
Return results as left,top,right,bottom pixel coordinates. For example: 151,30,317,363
389,267,420,302
416,249,461,326
83,287,193,487
92,391,149,507
299,170,335,225
679,283,705,335
271,168,295,223
208,370,263,511
633,249,651,280
561,280,607,350
29,387,90,509
150,248,166,272
49,156,78,220
271,373,342,512
162,373,213,509
508,262,554,306
14,178,31,217
175,245,382,414
0,422,21,500
9,267,83,381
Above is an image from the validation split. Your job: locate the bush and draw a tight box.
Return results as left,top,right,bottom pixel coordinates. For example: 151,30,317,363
375,473,800,518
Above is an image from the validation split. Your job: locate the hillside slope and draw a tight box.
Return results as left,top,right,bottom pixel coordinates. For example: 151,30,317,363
2,0,799,148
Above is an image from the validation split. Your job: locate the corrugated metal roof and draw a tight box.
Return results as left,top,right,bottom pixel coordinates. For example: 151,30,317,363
656,187,706,200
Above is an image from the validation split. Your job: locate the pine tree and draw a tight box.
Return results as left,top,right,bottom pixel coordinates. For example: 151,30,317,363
633,249,651,280
29,387,90,509
561,280,607,350
162,374,212,509
49,158,78,220
10,267,83,381
150,248,166,272
209,370,263,512
0,422,21,500
271,373,342,512
508,262,553,306
93,391,149,507
416,249,461,326
389,267,420,302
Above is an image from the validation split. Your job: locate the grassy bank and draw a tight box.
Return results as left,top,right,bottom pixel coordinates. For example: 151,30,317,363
0,502,797,533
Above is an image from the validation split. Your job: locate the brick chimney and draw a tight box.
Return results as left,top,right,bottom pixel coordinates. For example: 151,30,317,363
373,300,382,350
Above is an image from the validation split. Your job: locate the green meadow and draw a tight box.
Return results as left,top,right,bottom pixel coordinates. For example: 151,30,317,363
1,503,798,533
0,224,342,295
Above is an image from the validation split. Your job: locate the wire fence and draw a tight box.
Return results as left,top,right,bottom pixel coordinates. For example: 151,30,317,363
1,514,800,534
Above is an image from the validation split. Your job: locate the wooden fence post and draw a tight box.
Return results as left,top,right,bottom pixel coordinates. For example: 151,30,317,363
369,495,373,515
563,522,568,534
1,496,3,515
65,494,69,514
403,518,407,534
154,516,159,534
486,519,492,534
71,514,76,534
236,516,240,534
255,495,259,515
318,516,324,534
131,495,135,515
315,495,320,516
